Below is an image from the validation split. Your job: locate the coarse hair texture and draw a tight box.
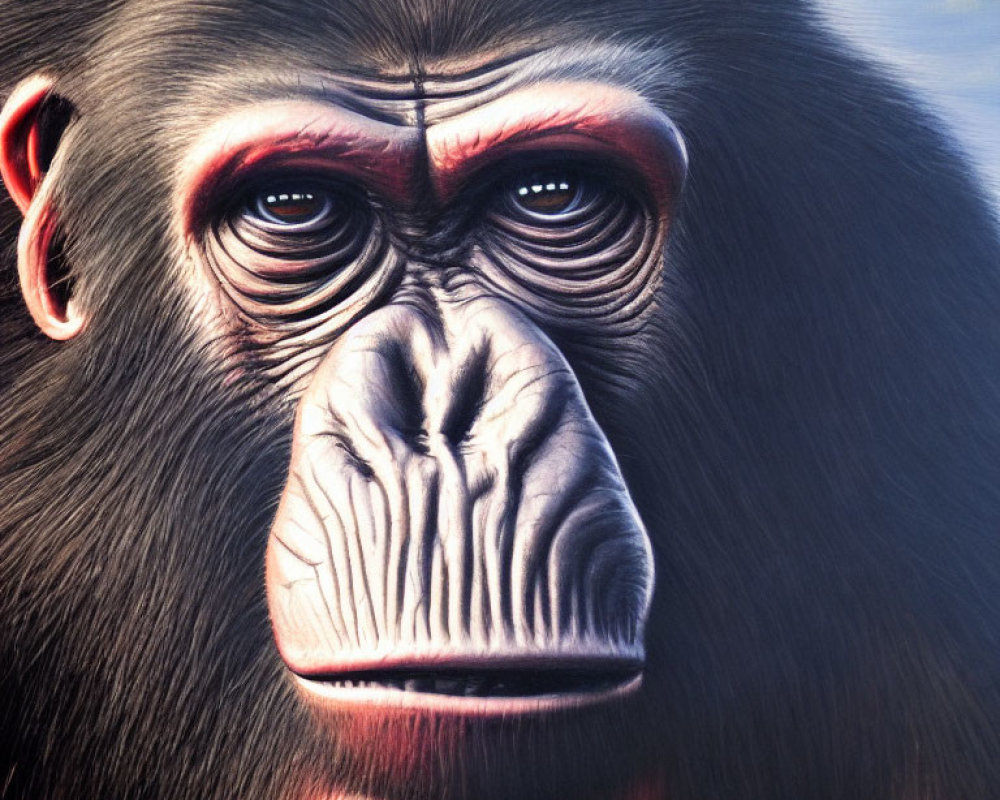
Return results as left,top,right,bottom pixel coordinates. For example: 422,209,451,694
0,1,998,799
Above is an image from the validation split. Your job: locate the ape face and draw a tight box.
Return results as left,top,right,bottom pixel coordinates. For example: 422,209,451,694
178,70,685,713
1,2,998,800
180,47,689,789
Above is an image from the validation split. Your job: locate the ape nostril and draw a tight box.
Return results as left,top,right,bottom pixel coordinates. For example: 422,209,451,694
381,341,429,450
441,397,484,447
440,346,490,446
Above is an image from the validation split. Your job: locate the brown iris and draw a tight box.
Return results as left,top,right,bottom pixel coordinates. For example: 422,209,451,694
257,188,328,224
513,174,579,215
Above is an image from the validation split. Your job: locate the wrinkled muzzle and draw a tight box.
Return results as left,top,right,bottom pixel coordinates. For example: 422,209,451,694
266,295,654,706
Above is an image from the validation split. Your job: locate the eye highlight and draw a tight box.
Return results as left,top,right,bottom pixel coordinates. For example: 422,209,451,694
249,184,335,228
512,172,581,217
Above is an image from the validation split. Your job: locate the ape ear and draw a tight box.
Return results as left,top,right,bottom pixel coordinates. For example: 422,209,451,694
0,74,83,340
0,75,74,212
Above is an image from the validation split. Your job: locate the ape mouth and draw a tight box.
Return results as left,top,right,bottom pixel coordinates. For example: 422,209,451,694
305,666,639,696
293,660,644,714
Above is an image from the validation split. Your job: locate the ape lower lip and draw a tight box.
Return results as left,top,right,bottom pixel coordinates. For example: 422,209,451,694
294,668,644,715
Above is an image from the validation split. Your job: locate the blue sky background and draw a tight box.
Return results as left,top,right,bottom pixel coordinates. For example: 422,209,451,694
817,0,999,203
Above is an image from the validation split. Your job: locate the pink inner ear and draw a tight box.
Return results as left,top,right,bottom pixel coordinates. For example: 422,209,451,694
25,120,43,185
0,75,55,213
19,202,84,340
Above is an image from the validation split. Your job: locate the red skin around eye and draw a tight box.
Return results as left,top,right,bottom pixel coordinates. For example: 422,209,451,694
176,83,686,235
176,101,423,234
426,82,687,215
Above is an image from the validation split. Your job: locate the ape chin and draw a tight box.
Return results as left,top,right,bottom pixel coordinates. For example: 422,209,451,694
0,2,998,800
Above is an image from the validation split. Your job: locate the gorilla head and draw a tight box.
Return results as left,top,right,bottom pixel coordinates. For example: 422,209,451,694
0,1,997,799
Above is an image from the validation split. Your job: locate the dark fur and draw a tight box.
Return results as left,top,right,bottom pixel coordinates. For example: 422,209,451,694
1,1,998,798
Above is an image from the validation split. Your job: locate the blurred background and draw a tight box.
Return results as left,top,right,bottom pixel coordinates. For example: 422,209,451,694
817,0,999,204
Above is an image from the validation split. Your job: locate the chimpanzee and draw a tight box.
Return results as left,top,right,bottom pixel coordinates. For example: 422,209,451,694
0,1,997,799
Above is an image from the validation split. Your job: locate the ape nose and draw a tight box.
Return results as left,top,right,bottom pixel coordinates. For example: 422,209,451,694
266,294,654,702
334,301,575,466
322,302,492,461
297,297,584,483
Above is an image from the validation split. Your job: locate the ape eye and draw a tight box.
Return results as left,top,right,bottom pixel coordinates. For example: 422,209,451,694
247,184,335,228
206,174,383,319
480,160,653,316
510,172,582,217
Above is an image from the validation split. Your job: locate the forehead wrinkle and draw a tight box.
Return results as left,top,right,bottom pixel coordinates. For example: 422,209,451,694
419,41,684,120
164,40,677,139
421,42,668,89
164,74,423,134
